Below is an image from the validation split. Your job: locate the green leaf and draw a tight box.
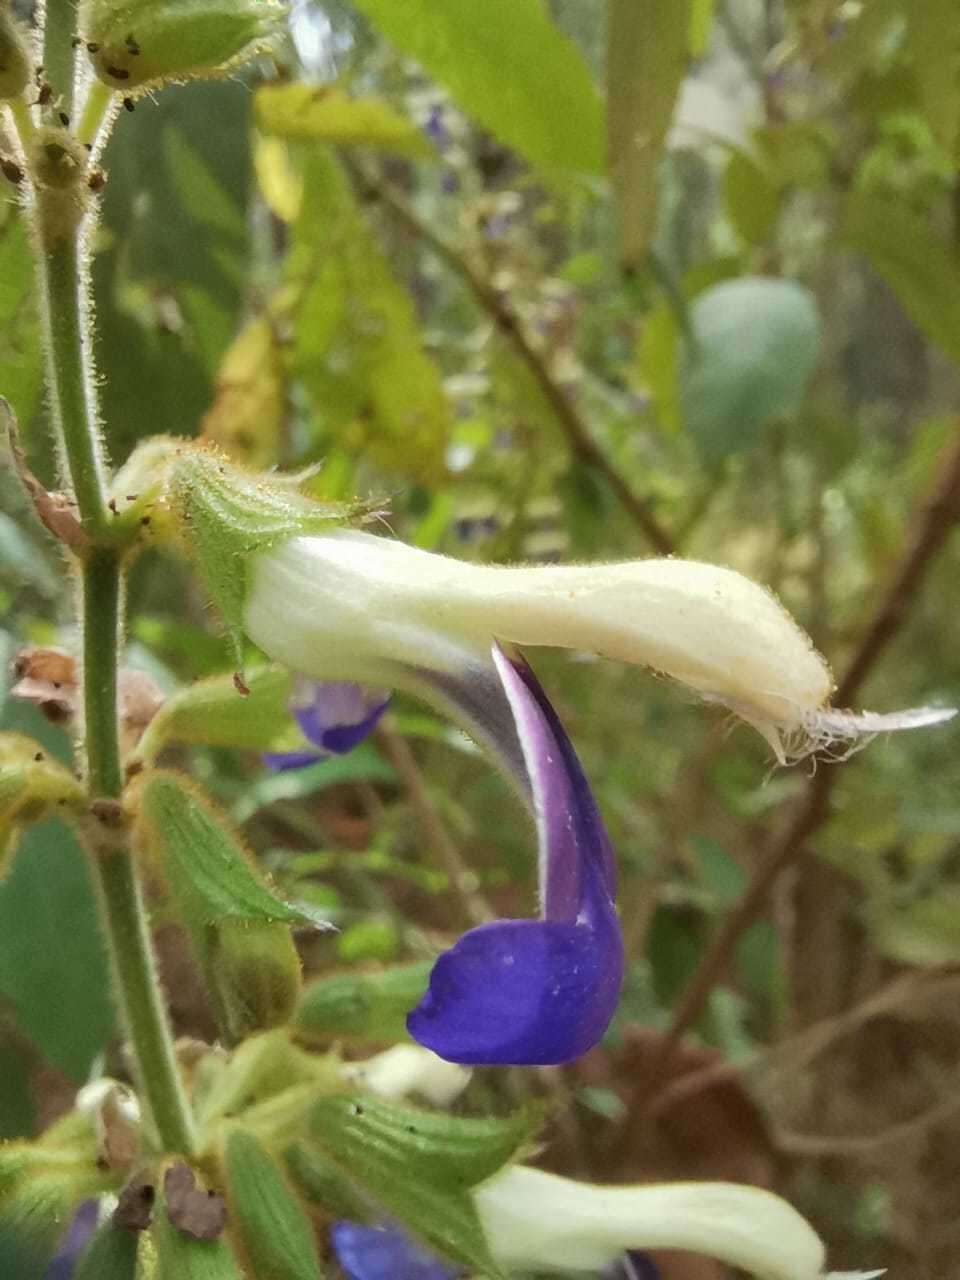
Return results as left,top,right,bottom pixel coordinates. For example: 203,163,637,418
138,772,326,929
304,1094,536,1276
0,214,41,428
291,150,451,484
0,819,113,1080
680,276,820,461
608,0,692,268
904,0,960,158
74,1222,140,1280
137,666,292,762
224,1130,323,1280
842,192,960,363
722,149,779,245
872,892,960,967
0,733,86,875
256,84,432,156
348,0,602,174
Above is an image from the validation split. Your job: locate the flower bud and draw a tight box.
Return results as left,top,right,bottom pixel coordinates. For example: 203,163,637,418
79,0,287,92
0,7,32,100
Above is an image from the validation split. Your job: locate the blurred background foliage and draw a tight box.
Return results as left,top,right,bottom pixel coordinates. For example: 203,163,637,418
3,0,960,1275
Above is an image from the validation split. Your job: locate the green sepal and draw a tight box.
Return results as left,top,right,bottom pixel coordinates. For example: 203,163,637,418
74,1220,140,1280
310,1094,536,1191
134,666,292,764
0,733,85,876
151,1173,243,1280
137,771,324,1039
0,8,31,99
294,962,432,1045
167,449,361,668
300,1094,538,1276
79,0,286,93
224,1129,324,1280
204,919,303,1044
137,771,327,929
285,1142,376,1224
0,1112,118,1253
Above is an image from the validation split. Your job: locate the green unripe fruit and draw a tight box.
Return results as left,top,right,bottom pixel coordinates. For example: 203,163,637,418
0,8,32,100
79,0,286,92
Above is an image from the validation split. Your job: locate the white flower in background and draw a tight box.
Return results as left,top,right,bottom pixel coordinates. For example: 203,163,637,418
343,1044,471,1107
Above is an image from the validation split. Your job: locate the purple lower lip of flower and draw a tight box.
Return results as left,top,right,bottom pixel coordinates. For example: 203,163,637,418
263,681,390,772
43,1199,99,1279
406,642,623,1066
330,1221,461,1280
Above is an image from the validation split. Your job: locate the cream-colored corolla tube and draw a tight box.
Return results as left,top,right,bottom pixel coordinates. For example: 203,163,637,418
244,530,953,762
472,1167,827,1279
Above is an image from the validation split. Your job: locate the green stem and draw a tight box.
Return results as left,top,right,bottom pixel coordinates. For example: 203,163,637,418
36,234,109,533
81,554,197,1156
42,0,77,116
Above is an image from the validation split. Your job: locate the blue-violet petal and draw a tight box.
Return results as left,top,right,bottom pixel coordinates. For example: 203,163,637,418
407,643,623,1066
330,1222,460,1280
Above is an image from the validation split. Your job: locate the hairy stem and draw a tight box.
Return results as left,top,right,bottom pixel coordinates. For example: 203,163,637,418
27,6,196,1154
79,529,196,1160
36,233,109,533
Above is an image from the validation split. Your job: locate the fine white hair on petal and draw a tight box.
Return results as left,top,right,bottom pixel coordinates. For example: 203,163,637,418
472,1167,826,1280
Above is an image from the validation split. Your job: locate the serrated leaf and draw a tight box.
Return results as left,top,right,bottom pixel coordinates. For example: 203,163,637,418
137,667,293,763
842,192,960,362
291,151,451,483
347,0,602,175
608,0,692,268
256,84,432,156
224,1129,323,1280
74,1221,140,1280
304,1095,535,1276
680,277,820,461
138,771,324,929
295,962,433,1044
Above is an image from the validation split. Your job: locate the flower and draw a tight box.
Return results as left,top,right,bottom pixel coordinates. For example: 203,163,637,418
262,679,389,771
244,531,954,764
242,530,953,1065
406,642,623,1066
329,1169,883,1280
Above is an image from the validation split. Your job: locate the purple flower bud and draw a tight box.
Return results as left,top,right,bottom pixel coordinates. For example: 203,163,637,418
263,680,389,772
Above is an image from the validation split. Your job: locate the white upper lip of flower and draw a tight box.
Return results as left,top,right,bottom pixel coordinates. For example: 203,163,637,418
245,530,827,734
244,530,954,763
472,1166,827,1279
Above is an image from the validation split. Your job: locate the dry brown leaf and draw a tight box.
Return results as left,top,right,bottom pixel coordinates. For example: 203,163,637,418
163,1162,228,1241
